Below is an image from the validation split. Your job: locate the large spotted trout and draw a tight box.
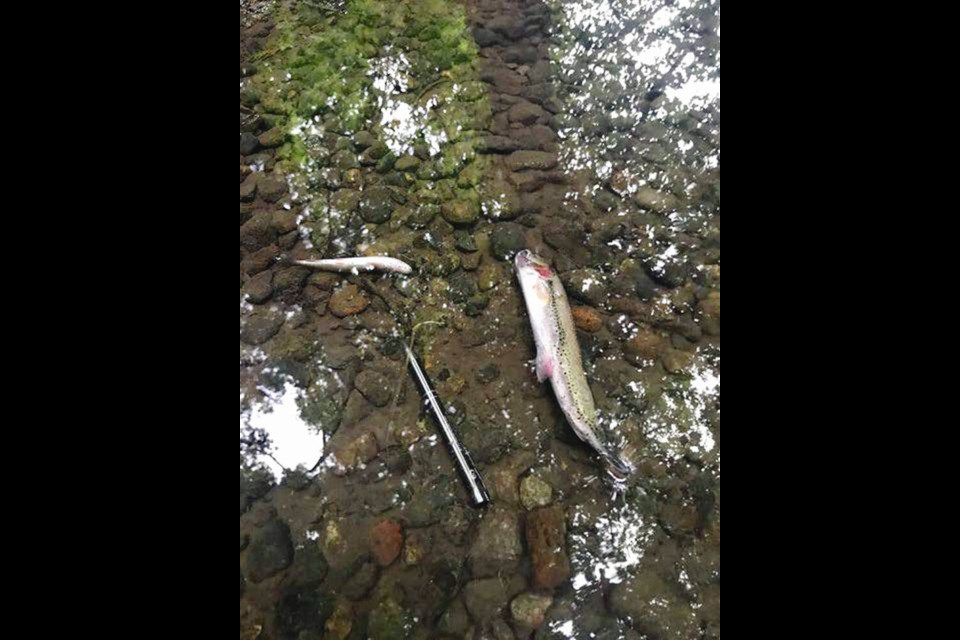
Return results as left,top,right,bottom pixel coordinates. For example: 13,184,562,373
515,250,632,480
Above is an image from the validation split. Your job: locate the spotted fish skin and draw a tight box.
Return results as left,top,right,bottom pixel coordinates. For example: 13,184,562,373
515,250,631,477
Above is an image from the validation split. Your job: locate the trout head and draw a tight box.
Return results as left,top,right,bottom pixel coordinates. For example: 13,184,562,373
515,250,557,305
515,250,555,279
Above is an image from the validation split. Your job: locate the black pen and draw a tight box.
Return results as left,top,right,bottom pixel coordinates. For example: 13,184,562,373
403,342,491,508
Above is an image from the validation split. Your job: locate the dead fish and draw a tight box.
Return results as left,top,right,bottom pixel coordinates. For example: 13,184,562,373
515,250,633,480
287,256,413,275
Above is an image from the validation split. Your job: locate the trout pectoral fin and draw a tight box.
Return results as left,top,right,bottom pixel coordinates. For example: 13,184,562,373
534,281,550,303
536,352,553,383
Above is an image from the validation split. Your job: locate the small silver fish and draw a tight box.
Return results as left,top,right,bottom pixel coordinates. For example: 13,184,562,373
290,256,413,275
515,250,632,479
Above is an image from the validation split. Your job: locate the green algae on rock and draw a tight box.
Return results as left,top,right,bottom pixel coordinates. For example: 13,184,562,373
243,0,492,266
241,3,498,375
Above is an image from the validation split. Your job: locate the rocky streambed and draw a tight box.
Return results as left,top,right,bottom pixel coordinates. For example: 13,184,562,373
240,1,720,638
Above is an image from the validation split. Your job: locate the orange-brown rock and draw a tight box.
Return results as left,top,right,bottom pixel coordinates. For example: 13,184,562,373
571,306,603,332
369,519,404,567
525,506,570,589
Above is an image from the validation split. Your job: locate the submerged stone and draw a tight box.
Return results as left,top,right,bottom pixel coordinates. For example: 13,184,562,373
343,562,379,600
394,155,420,172
240,211,276,250
448,271,479,303
490,223,527,260
439,598,471,636
619,258,660,300
242,271,273,304
369,518,404,567
571,306,603,333
331,188,361,213
245,519,294,583
465,294,490,317
240,132,259,155
329,284,370,317
508,100,546,124
633,187,678,213
609,572,700,640
624,327,666,363
511,593,554,630
526,506,571,590
324,600,354,640
360,186,397,224
442,198,481,225
477,264,501,291
464,578,513,622
355,369,394,407
241,310,285,345
479,136,520,154
455,230,478,252
505,151,558,172
561,270,609,307
469,508,522,577
368,597,413,640
258,127,286,148
257,175,287,202
520,476,553,510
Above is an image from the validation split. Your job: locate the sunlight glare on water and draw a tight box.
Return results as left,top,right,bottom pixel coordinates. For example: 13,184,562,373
240,378,326,481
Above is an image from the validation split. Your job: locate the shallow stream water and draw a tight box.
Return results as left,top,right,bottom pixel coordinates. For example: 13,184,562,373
240,1,720,638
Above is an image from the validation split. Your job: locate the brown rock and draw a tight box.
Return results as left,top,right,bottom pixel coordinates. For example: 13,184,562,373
515,125,558,151
480,136,520,154
482,68,524,95
663,348,694,374
308,272,341,291
508,101,545,125
258,127,286,149
240,174,257,201
624,328,666,362
470,508,523,577
354,432,379,463
256,175,288,203
239,211,277,251
505,151,559,172
525,506,571,589
272,266,309,303
240,244,280,275
633,187,678,213
242,271,273,304
572,306,603,333
369,519,404,567
486,452,535,506
329,284,370,317
659,502,700,536
511,593,554,630
272,210,298,234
